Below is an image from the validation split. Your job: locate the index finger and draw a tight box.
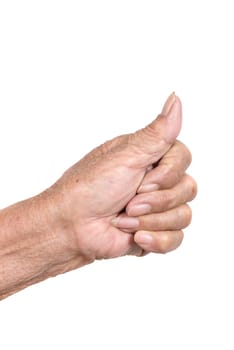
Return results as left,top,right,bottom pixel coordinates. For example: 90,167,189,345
137,140,192,192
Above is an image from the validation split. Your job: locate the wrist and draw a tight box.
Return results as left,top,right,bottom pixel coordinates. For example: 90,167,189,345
46,177,97,262
0,189,92,300
36,187,94,272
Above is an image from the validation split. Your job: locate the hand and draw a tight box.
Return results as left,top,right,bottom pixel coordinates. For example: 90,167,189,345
115,140,196,254
49,94,195,262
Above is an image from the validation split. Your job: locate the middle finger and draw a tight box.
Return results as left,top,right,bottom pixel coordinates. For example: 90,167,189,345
127,174,197,217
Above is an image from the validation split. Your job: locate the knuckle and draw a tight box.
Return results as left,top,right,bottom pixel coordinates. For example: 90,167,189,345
184,147,192,166
157,231,184,253
176,140,192,166
182,204,192,226
169,169,181,187
190,178,198,199
128,130,166,167
160,164,181,188
156,233,171,254
183,175,198,201
150,230,184,254
159,190,175,210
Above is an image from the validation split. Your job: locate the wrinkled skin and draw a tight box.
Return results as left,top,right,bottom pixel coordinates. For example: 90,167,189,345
49,95,197,261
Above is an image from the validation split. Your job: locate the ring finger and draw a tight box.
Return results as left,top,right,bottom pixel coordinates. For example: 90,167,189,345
112,204,192,232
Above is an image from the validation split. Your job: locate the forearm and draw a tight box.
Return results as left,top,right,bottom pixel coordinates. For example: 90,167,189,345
0,190,88,300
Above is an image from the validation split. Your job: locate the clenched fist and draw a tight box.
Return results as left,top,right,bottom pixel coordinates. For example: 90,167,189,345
51,93,196,261
0,93,197,300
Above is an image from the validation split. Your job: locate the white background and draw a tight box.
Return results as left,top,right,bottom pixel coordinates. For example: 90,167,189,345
0,0,233,349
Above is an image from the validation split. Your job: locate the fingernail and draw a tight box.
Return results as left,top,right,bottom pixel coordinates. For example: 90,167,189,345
128,204,152,216
136,232,153,245
161,92,176,115
165,95,182,143
137,183,159,193
111,216,139,229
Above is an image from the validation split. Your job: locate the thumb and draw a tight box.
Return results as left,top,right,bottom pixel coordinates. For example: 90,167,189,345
130,93,182,166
